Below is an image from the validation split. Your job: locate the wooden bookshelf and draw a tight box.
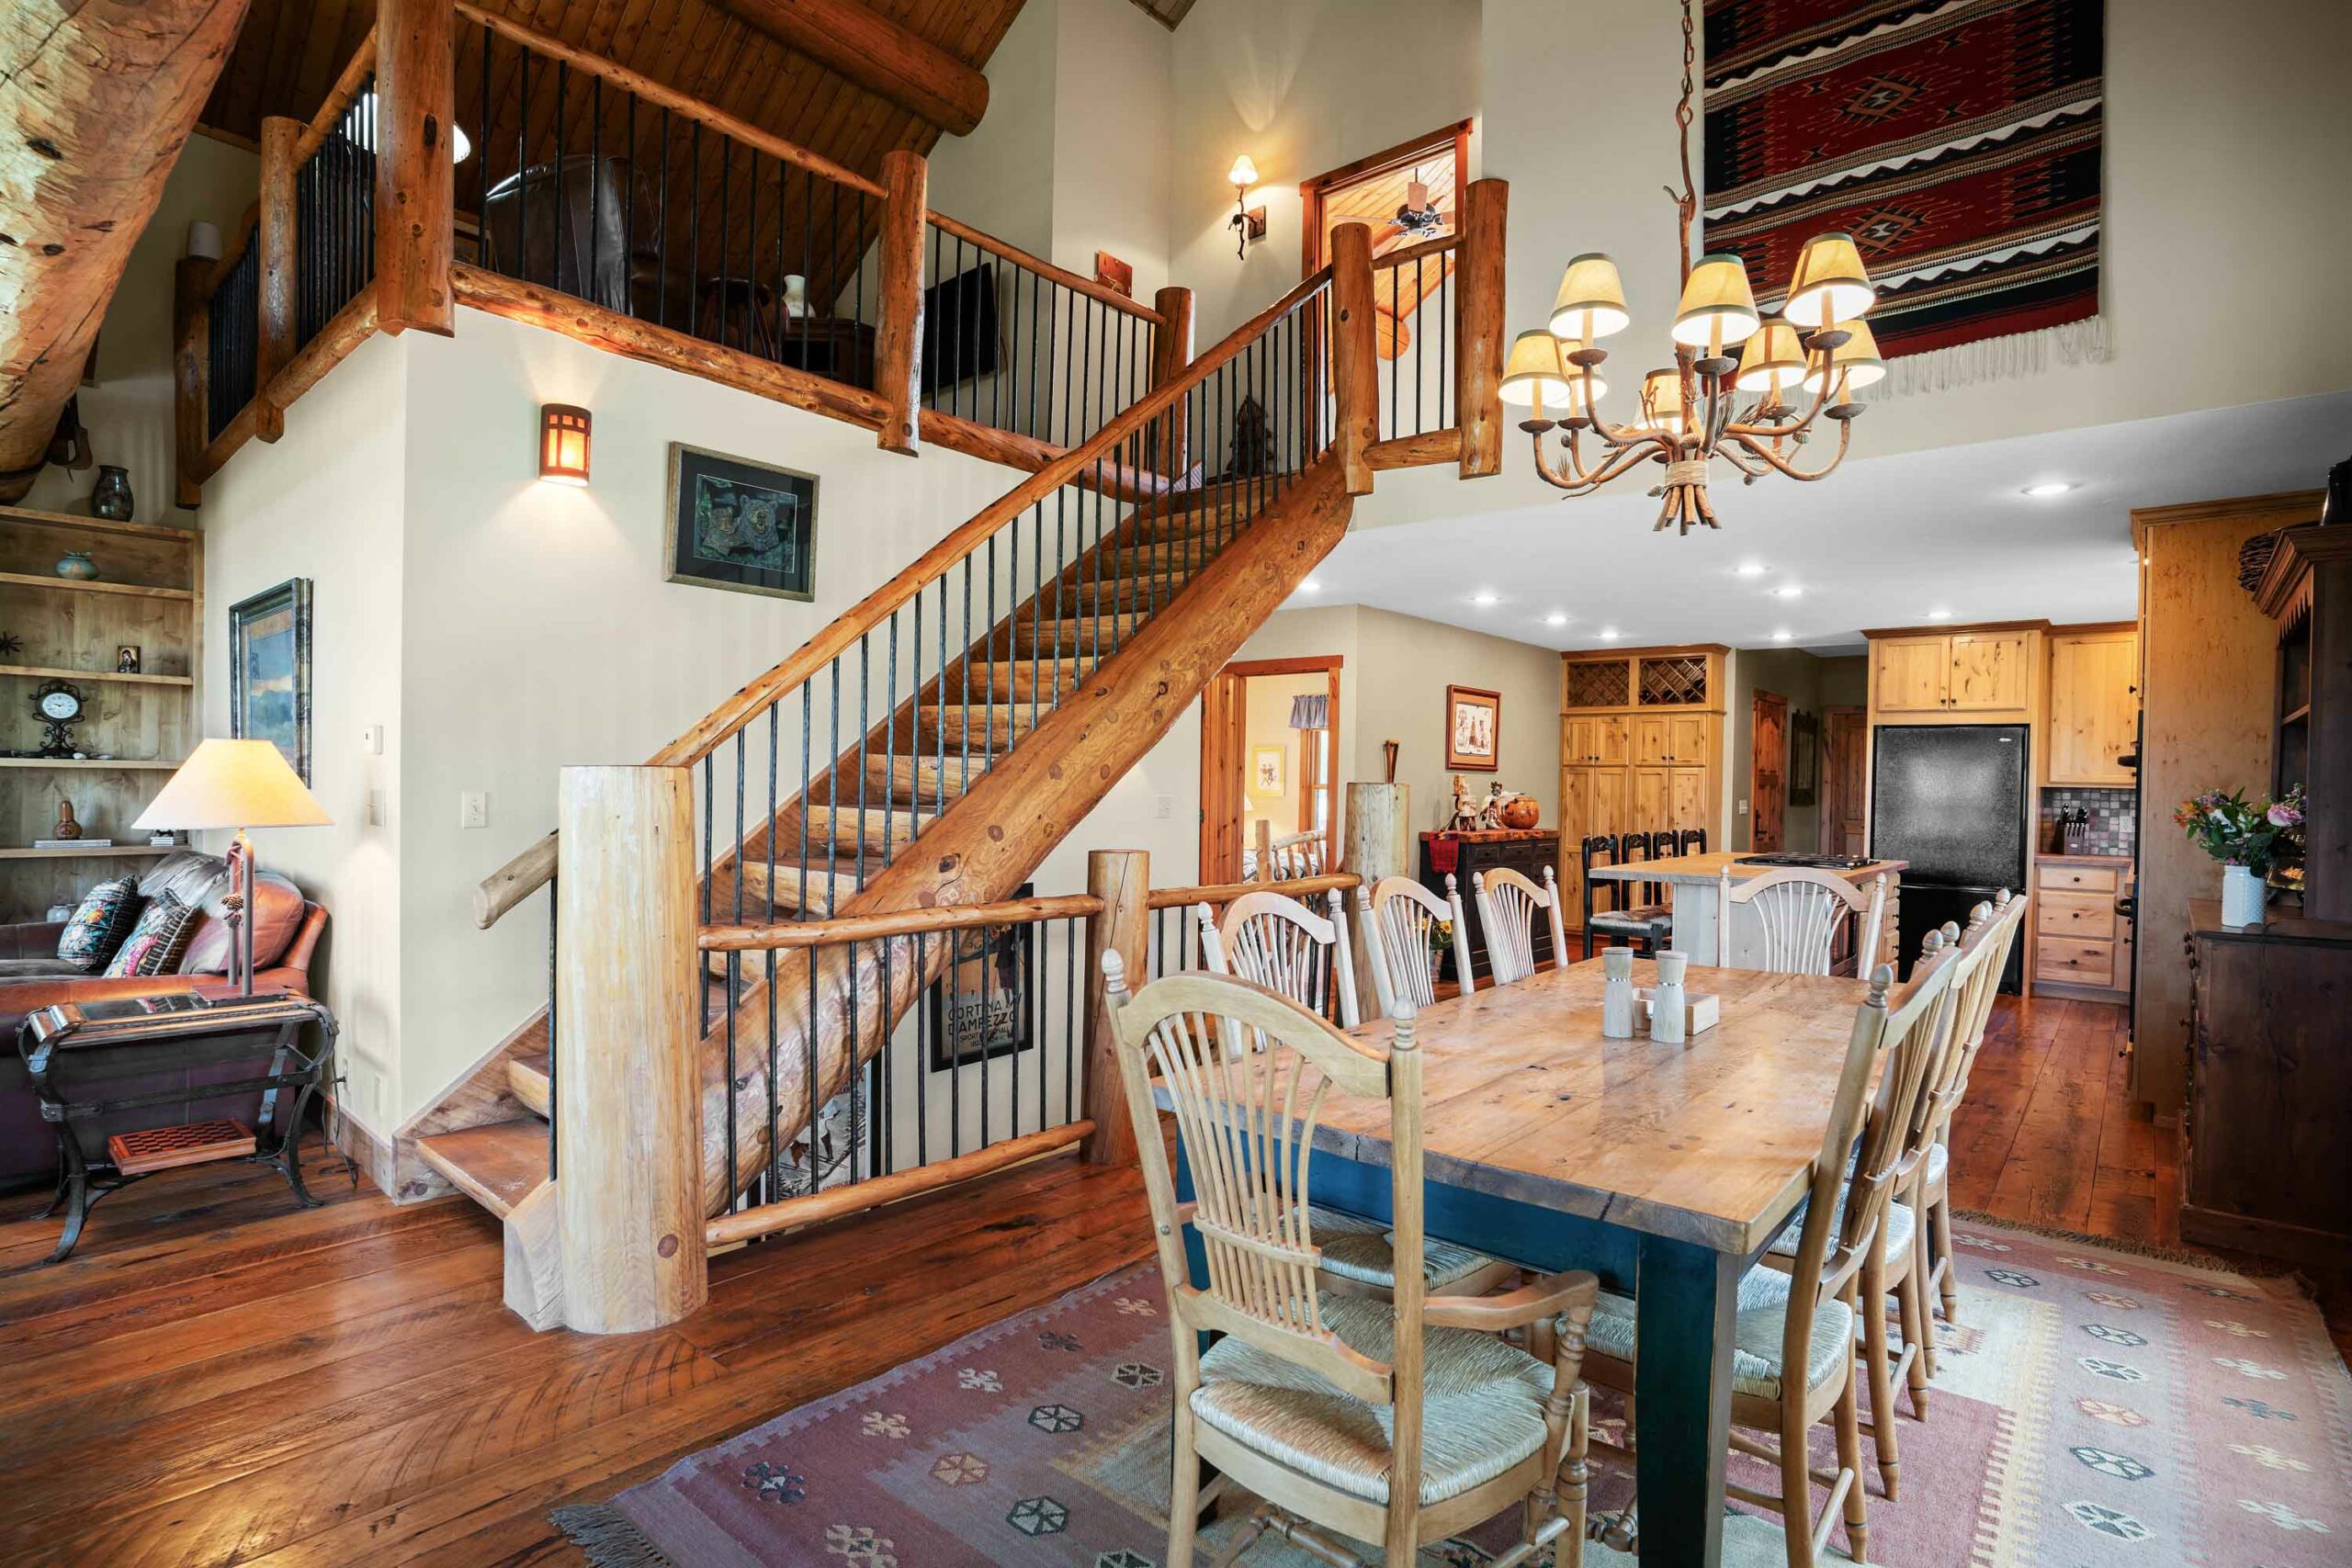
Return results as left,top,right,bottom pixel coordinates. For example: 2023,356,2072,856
0,503,201,917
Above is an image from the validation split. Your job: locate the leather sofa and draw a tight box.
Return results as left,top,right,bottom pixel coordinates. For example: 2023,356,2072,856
2,852,327,1189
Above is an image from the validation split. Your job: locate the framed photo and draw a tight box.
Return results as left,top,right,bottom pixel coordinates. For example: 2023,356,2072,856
1251,744,1285,795
229,578,313,783
927,882,1036,1073
665,443,819,601
1444,684,1500,772
1790,708,1821,807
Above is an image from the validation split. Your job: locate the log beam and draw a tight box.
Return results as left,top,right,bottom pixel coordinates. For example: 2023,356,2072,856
1329,222,1379,497
1454,179,1509,479
1151,286,1195,477
0,0,252,502
255,116,300,443
1082,851,1149,1168
374,0,457,335
715,0,989,137
874,149,927,456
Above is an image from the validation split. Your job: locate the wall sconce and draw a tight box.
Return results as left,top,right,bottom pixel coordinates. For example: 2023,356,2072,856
538,404,592,486
1227,154,1266,259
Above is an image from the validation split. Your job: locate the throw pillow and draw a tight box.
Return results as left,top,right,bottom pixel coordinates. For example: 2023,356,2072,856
104,890,204,979
57,876,143,972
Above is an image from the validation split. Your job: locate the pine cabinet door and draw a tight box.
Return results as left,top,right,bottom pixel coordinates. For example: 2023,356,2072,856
1669,766,1709,834
1949,631,2033,711
1667,714,1710,764
1872,637,1951,713
1632,716,1673,767
2048,631,2139,784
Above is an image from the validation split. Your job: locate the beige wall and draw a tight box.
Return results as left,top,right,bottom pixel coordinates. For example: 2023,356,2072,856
1240,671,1324,838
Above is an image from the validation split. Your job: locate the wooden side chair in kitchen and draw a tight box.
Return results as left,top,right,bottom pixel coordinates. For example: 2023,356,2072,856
1582,833,1673,957
1473,866,1568,986
1196,887,1360,1030
1719,867,1887,977
1357,874,1475,1016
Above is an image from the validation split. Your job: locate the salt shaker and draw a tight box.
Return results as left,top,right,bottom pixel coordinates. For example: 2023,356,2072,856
1600,947,1635,1038
1651,950,1689,1044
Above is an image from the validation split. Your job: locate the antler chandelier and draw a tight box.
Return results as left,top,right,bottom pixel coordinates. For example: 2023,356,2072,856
1502,0,1883,534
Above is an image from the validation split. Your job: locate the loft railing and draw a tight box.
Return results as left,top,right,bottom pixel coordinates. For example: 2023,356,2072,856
1375,235,1457,445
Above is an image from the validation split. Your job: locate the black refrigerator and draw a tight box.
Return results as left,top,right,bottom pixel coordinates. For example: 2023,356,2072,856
1870,724,2030,990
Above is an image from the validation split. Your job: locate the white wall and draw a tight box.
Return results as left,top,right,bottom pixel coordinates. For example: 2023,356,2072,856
199,332,407,1133
28,136,257,525
1048,0,1174,306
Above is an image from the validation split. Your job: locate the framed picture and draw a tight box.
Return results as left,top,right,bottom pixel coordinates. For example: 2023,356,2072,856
665,443,819,601
1790,708,1821,807
1251,744,1285,795
1444,684,1500,772
927,882,1036,1073
229,578,313,784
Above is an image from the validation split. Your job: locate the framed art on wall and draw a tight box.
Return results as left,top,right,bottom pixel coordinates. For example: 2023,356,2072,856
1444,684,1499,772
229,578,313,784
665,443,819,600
927,882,1036,1073
1251,745,1284,795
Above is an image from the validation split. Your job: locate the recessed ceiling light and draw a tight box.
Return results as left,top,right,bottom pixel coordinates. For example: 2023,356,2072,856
1735,560,1768,577
1926,607,1953,621
1771,584,1804,599
1544,611,1568,626
1598,627,1622,641
2020,480,2075,498
1771,629,1792,642
1471,590,1500,607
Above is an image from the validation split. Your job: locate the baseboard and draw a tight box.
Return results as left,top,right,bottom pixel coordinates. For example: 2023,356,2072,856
2179,1203,2350,1269
324,1100,400,1200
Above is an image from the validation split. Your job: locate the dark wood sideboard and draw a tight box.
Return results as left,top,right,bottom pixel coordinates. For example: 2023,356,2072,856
1419,830,1561,985
2180,898,2352,1264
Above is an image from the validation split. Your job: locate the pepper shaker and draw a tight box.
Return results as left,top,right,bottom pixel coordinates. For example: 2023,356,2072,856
1601,947,1635,1038
1651,949,1689,1044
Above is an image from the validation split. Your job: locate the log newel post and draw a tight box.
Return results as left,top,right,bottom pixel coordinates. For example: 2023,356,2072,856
556,766,707,1333
1454,177,1509,479
1253,818,1275,882
1329,220,1379,496
1080,849,1149,1168
1341,782,1410,1023
255,115,300,442
875,149,928,456
373,0,457,336
1150,285,1195,476
173,256,211,509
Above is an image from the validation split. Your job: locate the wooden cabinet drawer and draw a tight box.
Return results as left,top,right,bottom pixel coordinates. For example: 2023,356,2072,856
2038,863,2119,893
2038,889,2117,940
2037,935,2116,987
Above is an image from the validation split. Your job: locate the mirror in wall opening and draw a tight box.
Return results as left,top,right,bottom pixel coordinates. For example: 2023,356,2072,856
230,578,313,784
664,443,819,601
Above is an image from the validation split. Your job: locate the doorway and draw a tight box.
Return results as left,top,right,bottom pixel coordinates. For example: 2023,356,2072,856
1750,690,1789,852
1301,120,1469,362
1199,656,1342,882
1821,705,1867,854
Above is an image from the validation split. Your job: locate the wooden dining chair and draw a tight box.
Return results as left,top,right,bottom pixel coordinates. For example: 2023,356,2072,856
1101,956,1601,1568
1197,888,1362,1030
1583,939,1963,1568
1717,866,1888,976
1357,874,1474,1016
1474,867,1569,987
1581,835,1671,957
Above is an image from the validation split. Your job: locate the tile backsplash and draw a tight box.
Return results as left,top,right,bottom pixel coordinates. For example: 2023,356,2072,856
2042,786,2136,858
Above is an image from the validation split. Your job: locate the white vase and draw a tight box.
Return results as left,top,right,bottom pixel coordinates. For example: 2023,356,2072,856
2221,863,2267,926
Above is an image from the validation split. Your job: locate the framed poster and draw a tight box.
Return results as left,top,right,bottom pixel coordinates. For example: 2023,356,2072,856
1251,744,1285,795
1444,684,1499,772
927,881,1036,1073
665,443,819,601
229,578,313,784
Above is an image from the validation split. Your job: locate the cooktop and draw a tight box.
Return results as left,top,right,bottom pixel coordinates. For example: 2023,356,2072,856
1734,852,1877,870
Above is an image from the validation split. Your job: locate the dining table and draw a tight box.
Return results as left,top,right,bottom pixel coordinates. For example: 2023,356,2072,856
1163,953,1879,1568
1588,850,1906,973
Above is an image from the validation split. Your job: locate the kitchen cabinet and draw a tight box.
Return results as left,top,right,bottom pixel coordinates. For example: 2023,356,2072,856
1559,647,1724,923
1871,637,1951,715
2033,855,2132,999
1563,715,1628,766
1869,629,2036,716
2046,626,2139,786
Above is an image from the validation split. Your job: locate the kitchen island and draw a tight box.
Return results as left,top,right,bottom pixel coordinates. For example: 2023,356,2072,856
1588,851,1906,974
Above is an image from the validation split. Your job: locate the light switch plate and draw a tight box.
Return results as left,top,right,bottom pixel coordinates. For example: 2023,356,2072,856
459,792,489,829
1155,794,1174,820
360,724,384,755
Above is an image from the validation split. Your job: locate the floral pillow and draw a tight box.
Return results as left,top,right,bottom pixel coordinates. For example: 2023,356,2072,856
57,876,143,972
105,890,204,979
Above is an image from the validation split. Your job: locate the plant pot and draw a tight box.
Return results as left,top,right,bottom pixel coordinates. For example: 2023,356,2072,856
54,550,98,581
2221,863,2267,927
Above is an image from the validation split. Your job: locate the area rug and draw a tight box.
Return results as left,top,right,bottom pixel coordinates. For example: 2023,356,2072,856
1702,0,2105,387
556,1219,2349,1565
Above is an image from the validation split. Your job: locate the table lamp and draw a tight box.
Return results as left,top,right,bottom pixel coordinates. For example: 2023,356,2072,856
134,739,331,997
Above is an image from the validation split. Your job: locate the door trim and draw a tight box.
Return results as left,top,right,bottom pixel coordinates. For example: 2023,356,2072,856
1199,655,1345,882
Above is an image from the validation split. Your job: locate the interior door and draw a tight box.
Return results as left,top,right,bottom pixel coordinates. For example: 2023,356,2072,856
1821,705,1867,853
1750,691,1789,851
1197,671,1248,880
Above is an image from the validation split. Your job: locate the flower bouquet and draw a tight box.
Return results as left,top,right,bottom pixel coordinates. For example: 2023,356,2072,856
2175,785,2303,923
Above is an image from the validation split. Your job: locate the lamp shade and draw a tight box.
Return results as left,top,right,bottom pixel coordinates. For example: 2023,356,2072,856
133,739,331,831
1801,319,1887,396
1498,330,1574,409
1783,232,1873,329
1736,318,1806,394
1670,254,1760,347
1227,153,1259,188
1548,253,1630,341
1634,368,1684,432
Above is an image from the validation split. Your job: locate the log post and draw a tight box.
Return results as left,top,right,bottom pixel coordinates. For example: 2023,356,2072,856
1081,849,1149,1168
1254,817,1275,881
874,149,928,456
1150,286,1194,476
374,0,457,336
255,116,300,442
1453,178,1509,479
556,766,707,1333
1341,782,1410,1022
1329,220,1379,496
173,256,211,509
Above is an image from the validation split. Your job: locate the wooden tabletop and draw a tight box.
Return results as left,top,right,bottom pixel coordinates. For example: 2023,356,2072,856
1587,850,1905,886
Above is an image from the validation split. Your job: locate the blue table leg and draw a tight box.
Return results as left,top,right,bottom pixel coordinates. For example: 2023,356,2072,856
1634,1233,1742,1568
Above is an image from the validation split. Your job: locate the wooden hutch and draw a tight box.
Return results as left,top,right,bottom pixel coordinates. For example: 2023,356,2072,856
0,505,201,920
1556,644,1726,920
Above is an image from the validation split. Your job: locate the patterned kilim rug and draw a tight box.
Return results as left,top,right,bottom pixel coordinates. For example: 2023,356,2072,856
556,1220,2349,1565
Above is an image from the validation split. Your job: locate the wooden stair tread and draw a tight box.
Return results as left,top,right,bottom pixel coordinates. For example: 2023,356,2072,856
802,803,933,848
413,1121,548,1219
507,1053,550,1119
734,858,882,915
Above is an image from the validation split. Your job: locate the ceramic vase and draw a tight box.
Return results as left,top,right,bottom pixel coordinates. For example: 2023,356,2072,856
1600,947,1635,1039
54,550,98,581
2222,863,2267,927
781,274,809,320
90,465,134,521
1651,950,1689,1044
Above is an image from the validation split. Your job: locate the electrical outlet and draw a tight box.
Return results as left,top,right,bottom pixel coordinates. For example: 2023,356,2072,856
360,724,384,755
1737,798,1750,816
459,791,489,829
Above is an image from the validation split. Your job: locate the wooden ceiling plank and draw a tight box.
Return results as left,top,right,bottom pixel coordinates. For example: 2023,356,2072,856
710,0,988,136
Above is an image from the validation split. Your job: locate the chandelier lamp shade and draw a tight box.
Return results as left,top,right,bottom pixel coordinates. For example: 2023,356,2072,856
1517,0,1877,534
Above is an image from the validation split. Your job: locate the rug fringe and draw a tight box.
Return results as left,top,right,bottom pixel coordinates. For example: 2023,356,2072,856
1880,315,2109,398
1948,1208,2313,1289
551,1504,678,1568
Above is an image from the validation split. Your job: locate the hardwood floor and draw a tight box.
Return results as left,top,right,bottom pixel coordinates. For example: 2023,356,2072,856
1,993,2340,1565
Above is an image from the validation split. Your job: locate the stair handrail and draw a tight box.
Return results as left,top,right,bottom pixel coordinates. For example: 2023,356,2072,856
474,261,1341,930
